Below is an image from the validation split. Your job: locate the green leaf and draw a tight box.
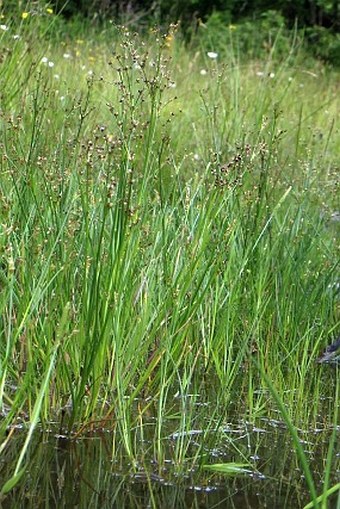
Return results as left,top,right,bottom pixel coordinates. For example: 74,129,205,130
303,482,340,509
0,467,26,495
203,462,252,476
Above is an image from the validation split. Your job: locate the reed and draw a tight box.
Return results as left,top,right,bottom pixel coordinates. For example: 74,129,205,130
0,14,339,502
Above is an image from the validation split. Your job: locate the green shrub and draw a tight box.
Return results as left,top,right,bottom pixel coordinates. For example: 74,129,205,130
305,26,340,66
197,10,294,61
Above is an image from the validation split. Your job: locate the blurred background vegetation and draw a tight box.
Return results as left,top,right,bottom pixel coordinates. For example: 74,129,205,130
2,0,339,64
50,0,339,28
1,1,339,61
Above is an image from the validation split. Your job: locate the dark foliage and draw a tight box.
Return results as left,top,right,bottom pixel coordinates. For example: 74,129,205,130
52,0,339,29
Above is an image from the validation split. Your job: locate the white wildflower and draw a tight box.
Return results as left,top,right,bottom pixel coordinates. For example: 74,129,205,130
207,51,218,59
0,24,8,31
200,69,207,75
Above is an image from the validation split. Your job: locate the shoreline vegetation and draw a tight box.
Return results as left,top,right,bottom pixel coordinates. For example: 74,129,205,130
0,2,339,506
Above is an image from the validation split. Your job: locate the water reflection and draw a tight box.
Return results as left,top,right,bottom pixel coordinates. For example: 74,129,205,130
0,420,339,509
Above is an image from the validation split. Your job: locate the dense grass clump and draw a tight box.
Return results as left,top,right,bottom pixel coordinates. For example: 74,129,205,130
0,13,339,504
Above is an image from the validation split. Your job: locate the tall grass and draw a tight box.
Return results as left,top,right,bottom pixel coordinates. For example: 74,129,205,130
0,13,339,500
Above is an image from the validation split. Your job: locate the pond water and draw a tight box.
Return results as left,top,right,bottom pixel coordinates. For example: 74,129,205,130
1,416,339,509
